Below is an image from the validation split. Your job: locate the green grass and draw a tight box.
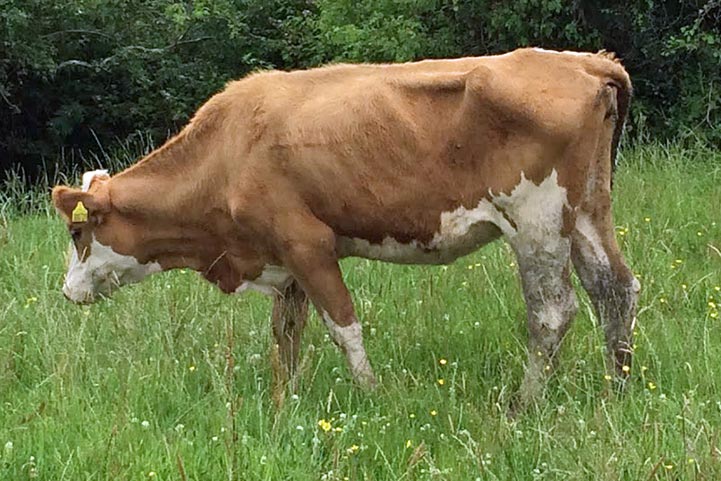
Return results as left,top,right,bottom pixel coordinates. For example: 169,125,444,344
1,143,720,480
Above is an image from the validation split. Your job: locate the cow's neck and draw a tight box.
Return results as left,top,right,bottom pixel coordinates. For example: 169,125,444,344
108,137,235,276
113,135,221,213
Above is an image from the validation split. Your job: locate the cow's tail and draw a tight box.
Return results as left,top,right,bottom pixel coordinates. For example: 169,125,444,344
596,50,632,179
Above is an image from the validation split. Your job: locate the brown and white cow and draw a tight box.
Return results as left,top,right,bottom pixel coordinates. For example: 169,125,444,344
52,47,639,409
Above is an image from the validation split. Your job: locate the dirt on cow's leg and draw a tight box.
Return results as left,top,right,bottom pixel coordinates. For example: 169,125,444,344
277,215,377,389
572,207,639,382
510,235,577,415
270,279,309,405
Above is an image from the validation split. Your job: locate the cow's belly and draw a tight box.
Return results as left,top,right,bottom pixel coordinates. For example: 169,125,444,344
337,220,502,265
235,265,291,295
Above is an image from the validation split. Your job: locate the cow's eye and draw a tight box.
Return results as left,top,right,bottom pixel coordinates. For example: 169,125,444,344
70,227,82,241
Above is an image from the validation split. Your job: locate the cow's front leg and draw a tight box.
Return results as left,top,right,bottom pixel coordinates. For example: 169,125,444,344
271,279,309,392
278,218,377,389
511,234,577,412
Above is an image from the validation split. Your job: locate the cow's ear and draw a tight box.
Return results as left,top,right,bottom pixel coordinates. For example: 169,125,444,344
51,186,110,223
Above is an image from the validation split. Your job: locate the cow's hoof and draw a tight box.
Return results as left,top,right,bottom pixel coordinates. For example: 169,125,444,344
354,371,378,391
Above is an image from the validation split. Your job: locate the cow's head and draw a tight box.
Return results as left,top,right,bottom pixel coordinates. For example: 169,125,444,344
52,170,161,303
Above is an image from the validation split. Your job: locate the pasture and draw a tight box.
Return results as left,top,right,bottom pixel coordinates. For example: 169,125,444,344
0,143,720,480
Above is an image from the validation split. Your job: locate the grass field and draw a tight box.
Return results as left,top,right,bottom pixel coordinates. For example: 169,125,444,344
1,144,720,480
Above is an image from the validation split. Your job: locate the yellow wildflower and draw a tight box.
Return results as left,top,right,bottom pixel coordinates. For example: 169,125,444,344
437,379,445,386
439,359,447,365
648,382,656,390
405,440,412,448
318,419,332,432
430,410,437,416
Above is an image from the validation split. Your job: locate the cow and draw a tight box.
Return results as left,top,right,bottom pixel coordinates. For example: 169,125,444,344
51,47,639,410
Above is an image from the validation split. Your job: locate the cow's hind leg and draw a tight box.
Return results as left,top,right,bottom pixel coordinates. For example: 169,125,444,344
572,204,640,379
511,231,577,412
271,279,309,395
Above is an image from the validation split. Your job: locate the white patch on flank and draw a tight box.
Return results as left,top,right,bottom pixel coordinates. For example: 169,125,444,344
632,277,641,293
433,198,514,245
337,193,507,264
339,169,567,265
493,170,568,250
81,169,109,192
321,311,375,385
63,236,161,303
234,265,291,296
532,47,591,57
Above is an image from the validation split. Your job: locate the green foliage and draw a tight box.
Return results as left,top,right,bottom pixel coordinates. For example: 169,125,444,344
308,0,455,62
0,0,315,177
1,0,719,179
447,0,597,51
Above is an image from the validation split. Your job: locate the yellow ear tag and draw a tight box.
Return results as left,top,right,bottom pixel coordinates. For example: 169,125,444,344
71,201,88,223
